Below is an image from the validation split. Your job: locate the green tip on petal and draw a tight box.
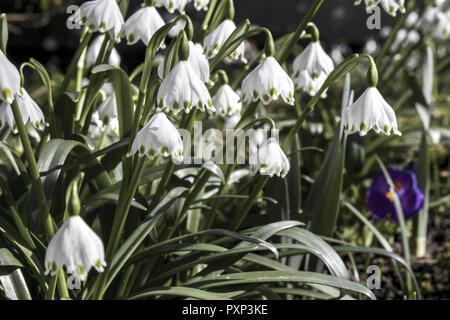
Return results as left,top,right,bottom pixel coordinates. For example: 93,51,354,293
360,122,367,132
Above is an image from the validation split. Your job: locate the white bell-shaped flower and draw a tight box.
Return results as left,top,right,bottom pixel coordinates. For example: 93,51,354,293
241,56,294,106
123,6,165,46
343,87,401,136
155,0,191,13
15,88,47,130
85,35,121,69
203,19,247,63
158,42,211,84
78,0,124,41
44,215,106,282
250,137,290,178
194,0,209,11
127,112,184,162
157,60,215,114
212,84,242,117
0,49,21,103
292,41,333,97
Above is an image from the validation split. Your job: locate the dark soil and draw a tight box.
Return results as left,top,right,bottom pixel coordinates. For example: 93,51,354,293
351,213,450,300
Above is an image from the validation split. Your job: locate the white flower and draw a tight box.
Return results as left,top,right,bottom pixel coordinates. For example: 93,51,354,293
241,56,294,105
194,0,209,11
292,41,334,97
157,61,214,114
78,0,124,41
85,35,121,69
123,6,165,46
250,137,290,178
155,0,191,13
15,88,47,130
0,49,21,103
0,89,47,131
343,87,401,136
0,101,14,130
203,19,247,63
212,84,242,117
158,42,211,84
127,112,184,162
354,0,405,17
44,215,106,282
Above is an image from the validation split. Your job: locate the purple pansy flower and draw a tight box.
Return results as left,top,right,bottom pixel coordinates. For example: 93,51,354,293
367,167,424,222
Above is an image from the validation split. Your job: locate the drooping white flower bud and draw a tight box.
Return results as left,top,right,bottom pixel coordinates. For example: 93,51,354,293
292,41,334,97
77,0,124,41
241,56,294,106
127,112,184,163
44,216,106,282
212,84,242,117
250,137,290,178
157,61,215,114
123,6,165,46
343,87,401,136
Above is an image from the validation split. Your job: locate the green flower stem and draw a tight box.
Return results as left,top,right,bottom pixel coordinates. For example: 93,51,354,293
10,101,53,238
0,177,35,249
228,175,270,231
375,156,414,297
306,22,320,42
375,0,415,68
94,16,193,300
59,28,92,93
201,0,218,32
79,37,115,134
10,100,69,298
209,20,251,70
276,0,323,63
94,157,146,299
204,163,235,229
166,169,212,239
147,160,175,213
361,53,379,87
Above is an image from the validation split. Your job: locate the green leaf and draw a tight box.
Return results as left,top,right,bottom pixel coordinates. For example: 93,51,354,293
0,269,31,300
304,127,346,238
0,248,23,274
104,187,189,292
190,270,375,300
129,286,234,300
277,227,349,279
37,139,89,204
